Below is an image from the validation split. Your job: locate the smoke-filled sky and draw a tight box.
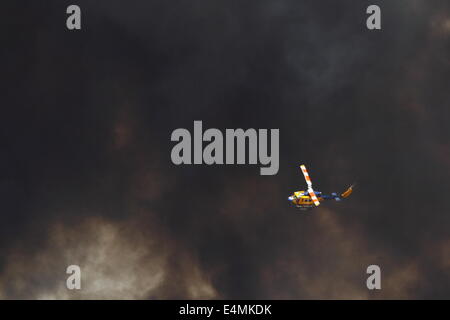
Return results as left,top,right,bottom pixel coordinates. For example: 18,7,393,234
0,0,449,299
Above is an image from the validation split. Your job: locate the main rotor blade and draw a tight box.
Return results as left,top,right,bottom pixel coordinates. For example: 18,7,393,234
308,188,320,206
300,165,313,188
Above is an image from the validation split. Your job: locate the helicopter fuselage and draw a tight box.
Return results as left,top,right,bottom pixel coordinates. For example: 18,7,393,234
288,190,325,209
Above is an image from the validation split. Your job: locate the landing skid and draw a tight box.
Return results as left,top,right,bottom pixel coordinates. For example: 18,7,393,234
296,205,314,211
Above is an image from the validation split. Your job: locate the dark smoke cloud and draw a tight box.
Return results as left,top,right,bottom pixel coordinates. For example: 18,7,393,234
0,0,449,299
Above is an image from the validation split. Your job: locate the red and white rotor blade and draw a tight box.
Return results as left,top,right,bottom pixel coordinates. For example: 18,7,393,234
308,188,320,206
300,165,313,188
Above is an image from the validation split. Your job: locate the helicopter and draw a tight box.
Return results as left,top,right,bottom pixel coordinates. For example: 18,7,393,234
288,165,354,210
